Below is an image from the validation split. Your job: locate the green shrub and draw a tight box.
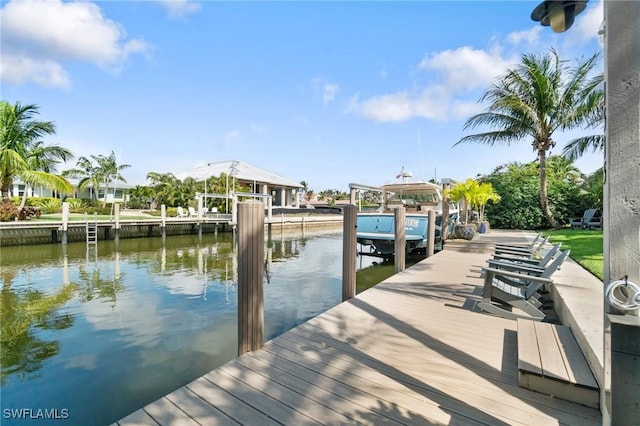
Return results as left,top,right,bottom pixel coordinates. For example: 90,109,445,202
64,198,84,209
29,197,62,215
0,200,19,221
31,197,62,208
70,206,112,215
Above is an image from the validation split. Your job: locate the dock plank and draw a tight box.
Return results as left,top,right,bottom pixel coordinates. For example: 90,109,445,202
117,409,160,426
200,367,321,425
116,230,601,426
185,377,280,426
235,351,382,424
217,360,350,424
283,319,596,426
535,322,571,382
142,397,200,426
518,319,543,376
554,325,599,389
164,387,240,426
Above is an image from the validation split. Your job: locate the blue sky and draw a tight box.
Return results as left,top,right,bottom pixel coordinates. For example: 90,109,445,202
1,0,604,192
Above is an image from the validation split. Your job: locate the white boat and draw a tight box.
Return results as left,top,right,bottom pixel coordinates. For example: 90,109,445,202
352,180,458,258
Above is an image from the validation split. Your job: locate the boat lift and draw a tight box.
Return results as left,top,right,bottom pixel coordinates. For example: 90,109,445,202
348,183,385,211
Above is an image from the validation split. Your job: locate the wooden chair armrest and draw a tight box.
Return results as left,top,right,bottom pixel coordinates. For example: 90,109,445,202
482,267,553,283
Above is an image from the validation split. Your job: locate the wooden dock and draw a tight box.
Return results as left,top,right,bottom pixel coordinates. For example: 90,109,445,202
116,231,601,426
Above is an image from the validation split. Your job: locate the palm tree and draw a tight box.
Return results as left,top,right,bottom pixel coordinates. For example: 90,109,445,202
94,151,130,207
18,141,74,209
0,101,74,202
64,151,130,207
63,156,102,201
147,172,181,207
455,49,603,228
474,182,501,224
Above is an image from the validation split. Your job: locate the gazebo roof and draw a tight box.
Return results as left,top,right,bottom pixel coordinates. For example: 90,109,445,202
182,160,303,189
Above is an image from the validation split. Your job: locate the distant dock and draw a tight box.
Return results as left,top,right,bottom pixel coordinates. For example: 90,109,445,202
0,214,343,246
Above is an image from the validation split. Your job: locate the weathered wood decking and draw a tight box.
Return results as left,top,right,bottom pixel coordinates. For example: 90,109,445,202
116,231,601,426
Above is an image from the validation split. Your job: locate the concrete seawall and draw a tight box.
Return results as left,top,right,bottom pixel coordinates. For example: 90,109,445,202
0,215,344,247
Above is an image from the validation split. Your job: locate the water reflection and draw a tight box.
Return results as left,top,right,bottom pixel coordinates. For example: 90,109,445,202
0,231,347,425
0,268,76,386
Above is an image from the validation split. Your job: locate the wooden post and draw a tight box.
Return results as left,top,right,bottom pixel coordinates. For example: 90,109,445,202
198,195,203,239
232,195,238,225
394,207,406,273
349,188,357,205
427,210,436,257
61,202,69,245
604,2,640,424
161,204,166,241
237,202,265,355
441,183,451,241
342,205,357,301
114,203,120,244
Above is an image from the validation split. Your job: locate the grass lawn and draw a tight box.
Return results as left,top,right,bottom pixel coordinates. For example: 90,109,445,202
544,228,603,280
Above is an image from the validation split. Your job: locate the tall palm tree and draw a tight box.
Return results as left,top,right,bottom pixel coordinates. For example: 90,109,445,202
63,156,101,201
94,151,130,207
0,101,74,201
455,49,603,228
64,151,130,207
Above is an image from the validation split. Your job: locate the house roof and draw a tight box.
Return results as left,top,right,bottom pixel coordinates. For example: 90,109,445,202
181,160,303,189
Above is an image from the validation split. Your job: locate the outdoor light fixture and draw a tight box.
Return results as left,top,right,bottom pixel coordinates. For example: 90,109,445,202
531,0,587,33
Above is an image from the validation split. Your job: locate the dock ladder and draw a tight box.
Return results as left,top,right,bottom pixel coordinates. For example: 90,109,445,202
85,212,98,245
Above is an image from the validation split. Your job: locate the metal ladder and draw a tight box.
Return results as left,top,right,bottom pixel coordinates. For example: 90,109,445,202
85,212,98,245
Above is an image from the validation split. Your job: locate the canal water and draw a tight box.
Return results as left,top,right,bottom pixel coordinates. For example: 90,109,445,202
1,230,377,425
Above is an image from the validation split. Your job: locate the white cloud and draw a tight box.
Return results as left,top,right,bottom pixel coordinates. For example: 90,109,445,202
158,0,201,19
348,86,451,123
323,83,340,106
0,0,149,88
0,55,71,88
507,27,543,46
564,0,604,46
349,45,517,123
419,46,515,92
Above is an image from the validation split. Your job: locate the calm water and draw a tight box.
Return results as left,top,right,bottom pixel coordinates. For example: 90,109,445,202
1,230,372,425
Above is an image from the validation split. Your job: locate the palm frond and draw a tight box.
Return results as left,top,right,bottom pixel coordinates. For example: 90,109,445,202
19,171,74,194
562,135,605,161
455,130,525,147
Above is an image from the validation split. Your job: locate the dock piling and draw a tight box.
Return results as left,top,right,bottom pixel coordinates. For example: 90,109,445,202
237,202,265,355
61,202,69,245
114,203,120,244
342,205,357,301
161,205,166,242
394,207,406,273
427,210,436,257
